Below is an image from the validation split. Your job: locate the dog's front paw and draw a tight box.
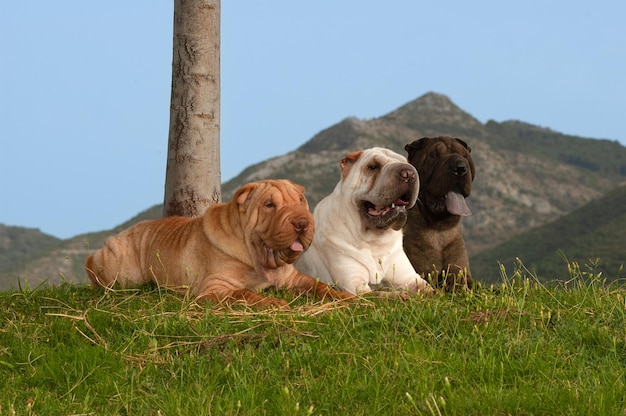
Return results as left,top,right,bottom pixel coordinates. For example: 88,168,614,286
326,287,355,301
252,296,290,310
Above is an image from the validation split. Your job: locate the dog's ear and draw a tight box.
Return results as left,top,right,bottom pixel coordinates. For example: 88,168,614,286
294,182,305,194
282,180,305,195
235,183,256,205
340,151,362,180
287,181,308,206
455,138,471,152
405,137,430,158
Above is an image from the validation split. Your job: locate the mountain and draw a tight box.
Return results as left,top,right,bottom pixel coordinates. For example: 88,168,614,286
222,92,626,254
2,92,625,289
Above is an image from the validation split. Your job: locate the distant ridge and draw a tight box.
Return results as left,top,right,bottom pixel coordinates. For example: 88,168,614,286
2,92,626,289
0,224,61,276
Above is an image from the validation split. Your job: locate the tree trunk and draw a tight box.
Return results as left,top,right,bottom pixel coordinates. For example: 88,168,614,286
163,0,221,217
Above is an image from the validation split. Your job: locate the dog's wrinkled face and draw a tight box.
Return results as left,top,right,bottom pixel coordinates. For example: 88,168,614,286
340,147,419,231
234,180,314,269
405,136,475,217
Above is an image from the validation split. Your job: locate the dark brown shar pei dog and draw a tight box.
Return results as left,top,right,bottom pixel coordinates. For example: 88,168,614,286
403,136,475,291
85,179,352,309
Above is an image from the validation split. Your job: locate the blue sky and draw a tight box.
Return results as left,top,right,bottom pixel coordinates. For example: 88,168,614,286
1,1,625,239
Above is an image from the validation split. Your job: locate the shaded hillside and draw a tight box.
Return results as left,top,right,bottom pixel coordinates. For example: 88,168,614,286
0,206,162,290
0,225,62,275
485,120,626,180
472,184,626,283
2,92,625,289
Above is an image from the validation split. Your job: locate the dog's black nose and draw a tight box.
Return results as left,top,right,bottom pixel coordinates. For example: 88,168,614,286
451,161,468,176
399,168,417,184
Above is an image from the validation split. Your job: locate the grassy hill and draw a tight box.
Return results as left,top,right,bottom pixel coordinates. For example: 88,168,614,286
472,184,626,283
1,272,624,414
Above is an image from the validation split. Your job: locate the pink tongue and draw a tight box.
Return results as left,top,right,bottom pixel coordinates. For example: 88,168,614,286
290,240,304,252
446,191,471,216
368,206,391,216
394,198,408,207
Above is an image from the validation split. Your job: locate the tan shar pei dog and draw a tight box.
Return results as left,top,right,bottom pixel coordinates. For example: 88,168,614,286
85,179,352,309
297,147,433,296
403,136,475,291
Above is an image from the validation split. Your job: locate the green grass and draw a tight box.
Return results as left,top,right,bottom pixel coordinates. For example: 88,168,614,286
1,263,625,415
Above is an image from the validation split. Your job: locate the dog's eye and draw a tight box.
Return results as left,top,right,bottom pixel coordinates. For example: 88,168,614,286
429,151,438,159
367,163,380,171
264,201,275,209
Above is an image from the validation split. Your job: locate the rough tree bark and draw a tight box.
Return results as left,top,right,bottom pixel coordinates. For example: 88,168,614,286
163,0,221,217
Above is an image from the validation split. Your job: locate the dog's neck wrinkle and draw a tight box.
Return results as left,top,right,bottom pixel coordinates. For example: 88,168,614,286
251,243,298,285
260,263,296,285
330,196,369,239
203,202,254,267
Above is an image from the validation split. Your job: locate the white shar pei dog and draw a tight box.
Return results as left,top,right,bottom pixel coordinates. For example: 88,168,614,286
297,147,433,295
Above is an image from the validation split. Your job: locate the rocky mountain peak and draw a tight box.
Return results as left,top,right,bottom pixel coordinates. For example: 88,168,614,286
382,92,483,131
